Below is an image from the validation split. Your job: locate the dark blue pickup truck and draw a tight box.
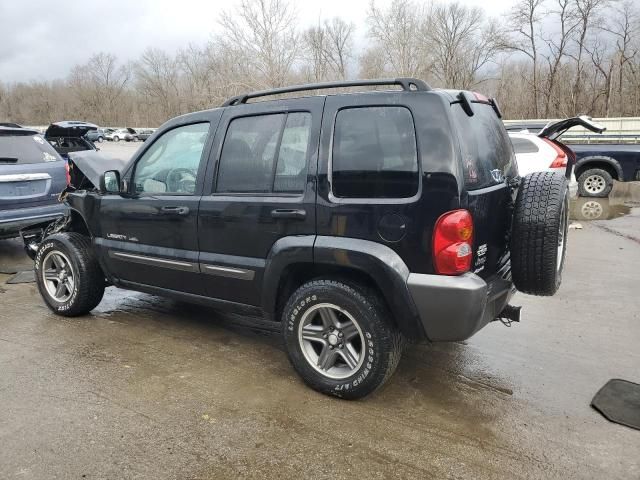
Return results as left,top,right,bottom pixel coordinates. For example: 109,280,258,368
571,144,640,197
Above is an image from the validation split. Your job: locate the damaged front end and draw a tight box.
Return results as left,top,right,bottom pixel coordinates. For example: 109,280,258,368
20,150,128,259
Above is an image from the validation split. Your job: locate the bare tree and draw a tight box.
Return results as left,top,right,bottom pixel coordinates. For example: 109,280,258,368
507,0,545,117
218,0,299,88
303,17,355,82
426,2,503,89
324,18,355,80
135,48,181,121
540,0,579,116
303,22,329,82
601,0,639,115
569,0,607,114
367,0,428,77
68,53,130,124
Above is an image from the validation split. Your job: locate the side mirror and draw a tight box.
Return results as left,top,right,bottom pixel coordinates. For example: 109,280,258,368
100,170,121,194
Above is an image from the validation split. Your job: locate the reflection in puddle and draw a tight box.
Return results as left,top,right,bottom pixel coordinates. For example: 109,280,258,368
571,181,640,221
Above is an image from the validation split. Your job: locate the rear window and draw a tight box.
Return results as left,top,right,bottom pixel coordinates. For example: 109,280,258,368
452,103,516,190
0,134,62,164
331,106,418,199
510,137,540,154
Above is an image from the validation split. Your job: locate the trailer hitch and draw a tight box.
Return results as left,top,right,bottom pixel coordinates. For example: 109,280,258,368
494,304,522,327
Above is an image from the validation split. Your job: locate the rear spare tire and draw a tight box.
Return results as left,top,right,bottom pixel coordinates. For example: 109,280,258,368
511,171,569,296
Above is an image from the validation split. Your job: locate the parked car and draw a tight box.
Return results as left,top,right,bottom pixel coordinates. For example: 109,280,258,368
44,121,99,160
504,119,640,197
85,128,110,143
509,116,606,197
22,79,569,399
106,128,137,142
0,126,67,239
134,129,155,141
0,122,23,128
569,144,640,197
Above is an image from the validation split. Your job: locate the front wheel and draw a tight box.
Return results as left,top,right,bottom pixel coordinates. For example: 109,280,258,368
577,168,613,197
282,279,404,399
35,233,105,316
113,136,120,142
97,136,103,143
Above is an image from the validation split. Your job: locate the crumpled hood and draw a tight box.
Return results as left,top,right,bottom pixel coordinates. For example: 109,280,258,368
45,121,98,138
68,150,129,188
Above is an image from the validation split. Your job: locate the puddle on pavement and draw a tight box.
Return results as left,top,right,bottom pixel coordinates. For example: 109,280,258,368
570,181,640,222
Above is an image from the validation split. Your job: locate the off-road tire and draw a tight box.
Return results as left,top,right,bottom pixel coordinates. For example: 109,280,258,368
577,168,613,197
511,171,569,296
282,279,404,400
35,233,105,316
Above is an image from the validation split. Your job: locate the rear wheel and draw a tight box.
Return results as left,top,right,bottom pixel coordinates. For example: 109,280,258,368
577,168,613,197
113,136,120,142
282,279,404,399
97,136,103,143
511,171,569,296
35,233,105,316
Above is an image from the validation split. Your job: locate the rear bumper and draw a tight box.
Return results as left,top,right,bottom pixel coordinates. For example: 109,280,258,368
407,272,514,342
0,203,67,238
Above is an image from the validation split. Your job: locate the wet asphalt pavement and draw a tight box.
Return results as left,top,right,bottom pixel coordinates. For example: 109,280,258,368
1,152,639,478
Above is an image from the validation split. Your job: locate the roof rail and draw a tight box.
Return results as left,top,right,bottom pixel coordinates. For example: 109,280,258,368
221,78,431,107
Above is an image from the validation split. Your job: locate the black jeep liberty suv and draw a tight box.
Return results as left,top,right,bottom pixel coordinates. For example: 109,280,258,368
23,79,570,399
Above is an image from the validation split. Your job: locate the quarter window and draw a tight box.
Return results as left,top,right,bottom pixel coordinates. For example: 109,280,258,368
216,112,312,194
133,123,209,195
331,106,419,199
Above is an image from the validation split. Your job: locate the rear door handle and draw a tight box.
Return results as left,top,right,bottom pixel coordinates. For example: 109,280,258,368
160,206,190,216
270,208,306,220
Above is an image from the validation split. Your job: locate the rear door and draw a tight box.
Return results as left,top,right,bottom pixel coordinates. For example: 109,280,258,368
0,131,66,211
451,102,516,280
197,97,322,306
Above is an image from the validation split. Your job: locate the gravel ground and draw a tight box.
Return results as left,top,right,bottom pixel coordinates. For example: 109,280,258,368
0,173,639,479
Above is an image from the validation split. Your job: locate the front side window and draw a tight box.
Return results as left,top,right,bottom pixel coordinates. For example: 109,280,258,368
133,122,209,195
216,112,312,194
331,106,419,199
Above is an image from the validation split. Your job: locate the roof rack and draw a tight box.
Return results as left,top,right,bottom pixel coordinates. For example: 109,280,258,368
221,78,431,107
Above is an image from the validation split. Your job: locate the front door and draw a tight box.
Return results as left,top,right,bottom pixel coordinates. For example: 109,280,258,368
96,120,213,295
198,97,323,306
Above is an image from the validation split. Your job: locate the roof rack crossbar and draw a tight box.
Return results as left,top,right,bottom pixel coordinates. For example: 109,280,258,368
221,78,431,107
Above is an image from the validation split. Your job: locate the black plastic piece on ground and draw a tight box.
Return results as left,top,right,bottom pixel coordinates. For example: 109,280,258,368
591,379,640,431
222,78,431,107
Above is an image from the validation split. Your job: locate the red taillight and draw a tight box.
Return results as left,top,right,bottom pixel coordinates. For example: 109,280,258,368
65,161,71,186
544,139,567,168
433,209,474,275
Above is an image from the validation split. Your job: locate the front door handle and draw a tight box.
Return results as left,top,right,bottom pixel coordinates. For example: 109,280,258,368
271,208,306,220
160,206,190,216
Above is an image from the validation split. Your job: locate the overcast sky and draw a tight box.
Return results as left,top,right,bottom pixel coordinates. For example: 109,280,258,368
0,0,508,83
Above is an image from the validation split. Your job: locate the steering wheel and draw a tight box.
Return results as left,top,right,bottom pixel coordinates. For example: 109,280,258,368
166,168,196,193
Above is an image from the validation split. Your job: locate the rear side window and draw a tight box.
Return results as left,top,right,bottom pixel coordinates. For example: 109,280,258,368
510,137,539,154
452,103,516,190
0,134,62,164
331,106,418,198
216,112,312,194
